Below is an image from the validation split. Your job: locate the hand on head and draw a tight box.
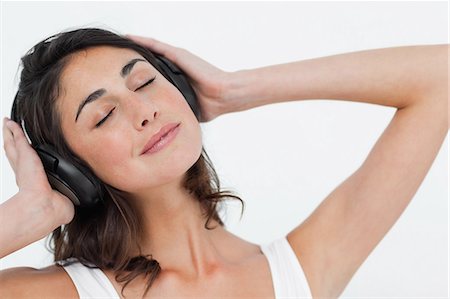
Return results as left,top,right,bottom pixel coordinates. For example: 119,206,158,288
126,34,237,122
2,117,75,225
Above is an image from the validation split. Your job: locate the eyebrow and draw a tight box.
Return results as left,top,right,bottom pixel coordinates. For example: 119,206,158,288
75,58,146,122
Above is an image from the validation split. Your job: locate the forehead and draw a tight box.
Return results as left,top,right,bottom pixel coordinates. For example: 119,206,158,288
61,46,148,81
57,46,151,115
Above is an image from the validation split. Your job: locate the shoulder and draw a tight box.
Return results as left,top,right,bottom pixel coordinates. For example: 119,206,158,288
0,264,78,298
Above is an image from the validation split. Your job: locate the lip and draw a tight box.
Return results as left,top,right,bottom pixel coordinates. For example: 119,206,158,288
141,122,181,155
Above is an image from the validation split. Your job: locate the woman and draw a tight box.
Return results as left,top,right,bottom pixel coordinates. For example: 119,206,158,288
0,27,448,298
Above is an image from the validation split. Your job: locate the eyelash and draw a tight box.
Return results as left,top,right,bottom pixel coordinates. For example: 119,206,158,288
135,75,156,92
95,76,156,128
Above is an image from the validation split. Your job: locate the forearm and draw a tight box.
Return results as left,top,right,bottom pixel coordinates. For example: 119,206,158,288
0,192,58,258
227,44,448,112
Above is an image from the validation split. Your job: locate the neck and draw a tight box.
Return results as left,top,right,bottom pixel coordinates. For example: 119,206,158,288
125,177,230,279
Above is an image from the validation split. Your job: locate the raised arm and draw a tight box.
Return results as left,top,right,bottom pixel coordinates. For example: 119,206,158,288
227,44,448,297
127,36,448,297
226,44,448,113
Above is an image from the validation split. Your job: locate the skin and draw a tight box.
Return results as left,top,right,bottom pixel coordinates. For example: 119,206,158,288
57,46,259,279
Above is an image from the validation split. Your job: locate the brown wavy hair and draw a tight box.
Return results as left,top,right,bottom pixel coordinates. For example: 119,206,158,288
12,27,245,297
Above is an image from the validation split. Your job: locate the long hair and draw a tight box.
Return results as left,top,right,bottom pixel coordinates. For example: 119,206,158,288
13,27,245,297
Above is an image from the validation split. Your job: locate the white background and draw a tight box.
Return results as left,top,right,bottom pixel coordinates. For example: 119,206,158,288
1,1,448,297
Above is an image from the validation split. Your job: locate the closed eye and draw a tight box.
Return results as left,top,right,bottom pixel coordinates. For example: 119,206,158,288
95,107,116,128
135,75,156,92
95,75,157,128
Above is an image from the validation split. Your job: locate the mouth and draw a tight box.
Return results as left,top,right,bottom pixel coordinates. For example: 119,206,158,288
141,122,181,155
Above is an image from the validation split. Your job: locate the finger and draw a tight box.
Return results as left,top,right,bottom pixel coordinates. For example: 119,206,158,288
126,34,177,57
3,118,15,146
5,119,28,147
3,118,17,169
5,120,32,162
125,34,157,47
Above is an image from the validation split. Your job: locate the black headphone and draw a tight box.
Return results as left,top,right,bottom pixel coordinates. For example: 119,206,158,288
10,55,201,208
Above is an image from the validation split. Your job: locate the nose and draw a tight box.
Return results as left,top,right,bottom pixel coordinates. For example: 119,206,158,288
139,111,158,129
126,93,160,131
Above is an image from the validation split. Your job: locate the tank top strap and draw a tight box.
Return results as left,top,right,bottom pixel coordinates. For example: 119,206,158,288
260,236,313,298
57,258,120,298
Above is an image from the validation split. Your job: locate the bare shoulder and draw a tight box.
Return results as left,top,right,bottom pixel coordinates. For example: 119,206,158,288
0,264,78,298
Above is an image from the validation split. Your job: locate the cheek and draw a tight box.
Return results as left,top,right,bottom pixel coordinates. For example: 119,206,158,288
80,134,132,185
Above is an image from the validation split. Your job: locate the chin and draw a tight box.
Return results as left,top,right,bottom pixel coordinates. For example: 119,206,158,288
118,148,202,193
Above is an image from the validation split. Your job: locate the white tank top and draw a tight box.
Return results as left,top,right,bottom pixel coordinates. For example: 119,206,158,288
57,236,313,298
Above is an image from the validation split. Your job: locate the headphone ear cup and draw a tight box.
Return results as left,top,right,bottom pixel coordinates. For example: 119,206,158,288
154,55,202,121
35,143,104,207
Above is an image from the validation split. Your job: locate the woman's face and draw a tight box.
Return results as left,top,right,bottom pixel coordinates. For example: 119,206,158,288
57,46,202,193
